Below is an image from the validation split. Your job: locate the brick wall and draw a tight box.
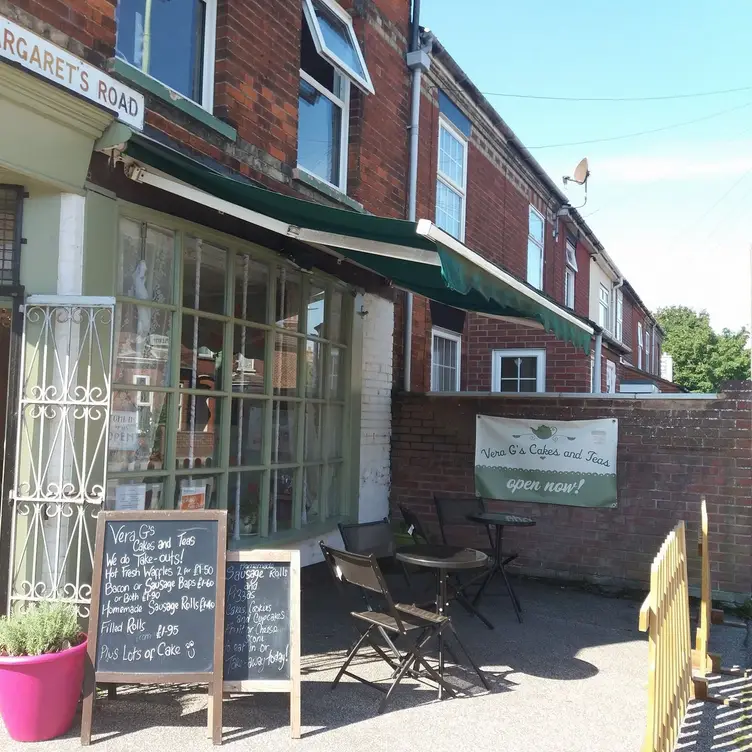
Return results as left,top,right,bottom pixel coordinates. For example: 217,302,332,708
390,382,752,596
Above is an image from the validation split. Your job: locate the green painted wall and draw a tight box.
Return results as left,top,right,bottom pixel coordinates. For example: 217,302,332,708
83,189,118,296
20,190,61,294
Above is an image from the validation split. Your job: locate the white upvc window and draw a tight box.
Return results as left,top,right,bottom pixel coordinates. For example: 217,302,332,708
637,321,644,369
644,328,651,373
435,117,468,241
115,0,217,109
564,239,577,309
527,206,545,289
615,290,623,342
303,0,374,94
431,328,461,392
598,284,610,330
298,0,373,193
606,360,617,394
492,349,546,393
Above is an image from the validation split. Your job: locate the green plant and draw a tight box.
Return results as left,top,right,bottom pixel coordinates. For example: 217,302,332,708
0,602,82,657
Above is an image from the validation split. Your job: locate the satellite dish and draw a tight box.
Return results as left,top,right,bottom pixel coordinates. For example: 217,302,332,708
563,158,590,186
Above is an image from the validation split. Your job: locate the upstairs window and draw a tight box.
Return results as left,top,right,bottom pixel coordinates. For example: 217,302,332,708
598,284,610,330
644,328,651,372
527,206,544,289
615,290,623,342
115,0,216,107
298,0,373,192
564,239,577,309
637,322,644,369
436,117,468,240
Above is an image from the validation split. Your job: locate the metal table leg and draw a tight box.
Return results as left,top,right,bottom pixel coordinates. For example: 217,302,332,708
473,524,523,623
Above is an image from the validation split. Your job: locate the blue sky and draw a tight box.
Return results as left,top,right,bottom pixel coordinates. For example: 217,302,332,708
422,0,752,333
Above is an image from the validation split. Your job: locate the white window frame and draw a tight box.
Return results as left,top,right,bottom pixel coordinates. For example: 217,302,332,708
565,239,578,272
491,348,546,393
435,116,468,242
564,267,575,309
615,289,623,342
132,374,153,407
637,321,644,369
431,327,462,392
606,360,617,394
598,284,611,330
297,68,351,193
116,0,217,110
644,328,651,373
527,206,545,290
302,0,374,93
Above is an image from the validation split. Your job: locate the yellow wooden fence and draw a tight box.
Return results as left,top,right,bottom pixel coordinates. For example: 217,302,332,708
639,521,695,752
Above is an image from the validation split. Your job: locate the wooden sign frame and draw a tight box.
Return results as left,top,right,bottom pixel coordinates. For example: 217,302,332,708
223,549,301,739
81,510,228,746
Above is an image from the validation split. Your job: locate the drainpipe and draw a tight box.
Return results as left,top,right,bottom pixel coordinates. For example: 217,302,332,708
403,0,430,391
593,331,603,393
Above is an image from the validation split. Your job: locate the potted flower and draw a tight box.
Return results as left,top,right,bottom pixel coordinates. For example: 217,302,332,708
0,601,87,742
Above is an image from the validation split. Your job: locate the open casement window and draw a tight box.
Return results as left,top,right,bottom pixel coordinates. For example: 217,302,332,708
435,117,468,241
527,206,544,290
302,0,374,94
115,0,216,108
431,328,461,392
492,349,546,393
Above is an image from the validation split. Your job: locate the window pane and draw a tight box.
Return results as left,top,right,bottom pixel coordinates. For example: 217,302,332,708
438,125,464,186
325,463,342,518
301,10,335,92
326,405,344,459
328,346,344,399
181,315,224,390
276,269,302,330
519,357,537,379
527,238,542,289
500,378,521,393
272,401,297,463
305,339,324,398
298,78,342,186
230,399,264,467
307,283,326,336
529,209,544,243
115,0,146,68
106,477,165,511
304,403,323,461
119,219,175,303
436,181,463,239
114,303,172,386
109,390,169,472
274,333,299,396
312,0,365,78
176,394,221,469
519,379,537,393
183,237,227,314
232,325,266,394
500,357,518,379
233,254,269,324
147,0,206,101
175,474,219,509
329,289,347,342
302,465,322,524
228,470,262,536
269,469,295,533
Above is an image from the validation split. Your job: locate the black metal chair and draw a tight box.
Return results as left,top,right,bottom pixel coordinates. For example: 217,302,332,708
433,494,494,551
398,504,432,545
319,542,457,713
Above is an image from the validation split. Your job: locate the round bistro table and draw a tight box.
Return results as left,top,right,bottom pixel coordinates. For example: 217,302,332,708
396,544,490,698
466,511,536,623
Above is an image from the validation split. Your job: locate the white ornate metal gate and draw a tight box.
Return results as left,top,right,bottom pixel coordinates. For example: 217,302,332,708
7,296,114,617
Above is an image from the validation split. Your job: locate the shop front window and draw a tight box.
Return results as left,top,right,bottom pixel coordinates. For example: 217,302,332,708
111,216,352,541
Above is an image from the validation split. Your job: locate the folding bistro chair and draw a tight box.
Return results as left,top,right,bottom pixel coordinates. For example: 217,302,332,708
398,504,432,545
319,543,457,713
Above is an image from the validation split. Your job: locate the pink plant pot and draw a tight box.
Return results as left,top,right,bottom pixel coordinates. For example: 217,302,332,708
0,636,87,742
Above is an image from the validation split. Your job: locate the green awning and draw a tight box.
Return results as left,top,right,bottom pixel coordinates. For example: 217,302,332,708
123,135,592,353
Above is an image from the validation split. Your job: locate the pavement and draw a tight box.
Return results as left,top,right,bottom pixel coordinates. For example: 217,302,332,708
1,571,652,752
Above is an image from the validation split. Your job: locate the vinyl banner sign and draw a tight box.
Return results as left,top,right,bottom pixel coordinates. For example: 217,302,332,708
475,415,618,508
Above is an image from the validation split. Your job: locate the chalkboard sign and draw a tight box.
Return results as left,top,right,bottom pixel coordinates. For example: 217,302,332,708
223,550,301,738
81,511,227,746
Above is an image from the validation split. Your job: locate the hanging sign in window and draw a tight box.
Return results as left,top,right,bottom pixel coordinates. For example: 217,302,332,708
0,17,145,130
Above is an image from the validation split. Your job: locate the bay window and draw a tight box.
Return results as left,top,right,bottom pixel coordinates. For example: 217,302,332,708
110,214,352,540
115,0,216,107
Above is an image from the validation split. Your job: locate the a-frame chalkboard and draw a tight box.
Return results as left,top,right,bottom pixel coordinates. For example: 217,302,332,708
81,510,227,745
223,549,301,738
